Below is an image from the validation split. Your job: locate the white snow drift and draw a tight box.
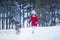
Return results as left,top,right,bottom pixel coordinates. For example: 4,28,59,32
0,26,60,40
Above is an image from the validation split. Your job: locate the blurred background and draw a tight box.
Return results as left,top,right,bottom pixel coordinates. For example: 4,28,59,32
0,0,60,30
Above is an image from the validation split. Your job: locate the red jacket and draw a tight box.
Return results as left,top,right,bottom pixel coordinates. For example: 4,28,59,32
29,15,38,26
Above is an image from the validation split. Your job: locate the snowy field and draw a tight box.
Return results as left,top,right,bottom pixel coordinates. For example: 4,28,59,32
0,26,60,40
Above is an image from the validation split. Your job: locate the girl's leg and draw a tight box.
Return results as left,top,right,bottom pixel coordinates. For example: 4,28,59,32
32,26,37,34
32,27,35,34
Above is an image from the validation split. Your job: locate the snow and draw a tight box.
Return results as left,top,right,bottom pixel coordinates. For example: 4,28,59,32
0,26,60,40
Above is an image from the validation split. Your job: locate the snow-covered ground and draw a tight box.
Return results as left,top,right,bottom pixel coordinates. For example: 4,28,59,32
0,26,60,40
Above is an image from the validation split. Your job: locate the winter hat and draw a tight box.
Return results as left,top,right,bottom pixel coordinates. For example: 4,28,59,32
31,10,37,14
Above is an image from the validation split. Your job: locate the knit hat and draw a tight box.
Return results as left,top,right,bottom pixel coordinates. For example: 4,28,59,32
31,10,37,14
